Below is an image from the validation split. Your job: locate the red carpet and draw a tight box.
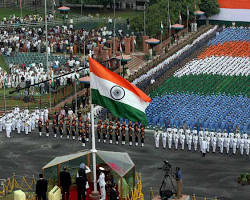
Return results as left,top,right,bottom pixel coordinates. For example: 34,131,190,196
68,183,108,200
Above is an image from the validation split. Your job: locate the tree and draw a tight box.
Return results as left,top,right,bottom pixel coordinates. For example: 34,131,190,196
199,0,220,17
131,0,201,36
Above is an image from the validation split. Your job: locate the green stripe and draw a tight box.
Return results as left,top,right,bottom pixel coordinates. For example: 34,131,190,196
92,89,148,124
150,74,250,97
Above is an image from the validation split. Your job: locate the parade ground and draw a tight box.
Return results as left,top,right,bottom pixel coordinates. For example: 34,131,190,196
0,130,249,200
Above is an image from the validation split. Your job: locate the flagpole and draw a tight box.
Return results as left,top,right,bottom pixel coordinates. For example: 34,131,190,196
143,3,146,35
45,0,51,111
75,68,77,115
160,22,163,55
4,79,6,114
187,6,189,34
168,0,170,37
113,0,116,57
89,55,98,195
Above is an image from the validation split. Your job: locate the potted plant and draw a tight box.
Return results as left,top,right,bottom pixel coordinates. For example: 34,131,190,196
237,173,244,184
241,176,247,186
246,173,250,185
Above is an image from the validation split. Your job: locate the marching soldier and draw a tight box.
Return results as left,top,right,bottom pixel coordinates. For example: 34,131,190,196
45,119,50,137
85,118,90,142
116,120,121,139
97,120,102,142
109,120,113,127
140,127,145,147
102,121,108,143
66,117,71,139
154,129,160,148
115,126,120,145
82,127,86,147
108,125,113,144
121,124,126,145
38,118,43,136
72,117,76,140
53,119,58,138
59,118,64,138
134,126,139,146
128,121,132,130
134,122,139,132
128,126,133,146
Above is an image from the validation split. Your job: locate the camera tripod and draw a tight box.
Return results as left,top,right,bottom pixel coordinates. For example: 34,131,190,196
159,171,177,200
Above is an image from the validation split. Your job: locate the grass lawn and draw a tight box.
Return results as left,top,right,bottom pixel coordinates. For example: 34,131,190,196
68,7,140,19
0,8,39,20
0,55,9,73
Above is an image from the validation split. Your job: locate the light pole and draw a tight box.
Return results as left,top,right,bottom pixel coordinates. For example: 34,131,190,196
144,3,146,35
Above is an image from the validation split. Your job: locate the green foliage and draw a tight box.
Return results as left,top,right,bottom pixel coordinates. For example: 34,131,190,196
0,55,10,73
131,0,201,36
199,0,220,17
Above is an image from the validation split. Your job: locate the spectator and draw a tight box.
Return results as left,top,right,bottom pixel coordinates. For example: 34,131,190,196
109,184,119,200
35,174,48,200
76,163,87,200
60,167,72,200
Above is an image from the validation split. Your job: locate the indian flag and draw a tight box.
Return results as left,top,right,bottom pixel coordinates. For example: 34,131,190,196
89,57,151,124
133,38,136,49
208,0,250,22
50,68,54,86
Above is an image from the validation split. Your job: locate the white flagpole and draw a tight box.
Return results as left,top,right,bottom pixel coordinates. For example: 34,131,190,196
45,0,51,111
3,76,6,113
89,55,98,193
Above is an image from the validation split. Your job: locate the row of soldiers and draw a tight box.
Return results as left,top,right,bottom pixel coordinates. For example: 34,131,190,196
37,115,146,147
154,126,250,156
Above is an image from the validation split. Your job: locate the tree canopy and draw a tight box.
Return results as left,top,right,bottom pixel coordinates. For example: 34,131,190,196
131,0,202,37
199,0,220,17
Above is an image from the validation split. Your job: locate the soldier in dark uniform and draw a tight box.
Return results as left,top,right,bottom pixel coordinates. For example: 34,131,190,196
128,121,132,129
116,120,121,139
134,122,139,132
72,117,76,140
38,118,43,136
66,117,71,139
45,119,50,137
128,126,133,146
97,120,102,142
53,119,58,138
77,110,82,120
85,118,90,142
140,127,145,147
135,126,139,146
82,127,86,147
59,119,64,138
121,123,126,145
115,126,120,145
78,119,83,141
102,121,108,143
108,125,113,144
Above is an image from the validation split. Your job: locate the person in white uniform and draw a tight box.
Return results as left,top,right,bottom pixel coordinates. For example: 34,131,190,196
225,135,230,154
180,133,185,150
232,136,237,155
154,129,160,149
239,136,245,155
97,167,106,200
193,133,198,151
167,130,172,149
201,138,207,157
211,134,217,153
162,130,167,149
5,118,12,138
174,132,179,150
245,137,249,156
187,133,192,151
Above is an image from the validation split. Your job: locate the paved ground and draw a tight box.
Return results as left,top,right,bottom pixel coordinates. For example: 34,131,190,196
0,130,249,200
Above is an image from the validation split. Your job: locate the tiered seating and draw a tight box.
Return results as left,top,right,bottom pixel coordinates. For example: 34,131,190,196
147,27,250,132
150,74,249,98
174,56,250,77
146,93,249,132
208,27,250,45
3,52,70,67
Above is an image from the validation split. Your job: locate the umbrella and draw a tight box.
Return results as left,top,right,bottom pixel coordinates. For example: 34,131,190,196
58,6,70,11
171,24,184,30
145,38,160,45
116,55,132,62
79,76,90,84
194,10,205,16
